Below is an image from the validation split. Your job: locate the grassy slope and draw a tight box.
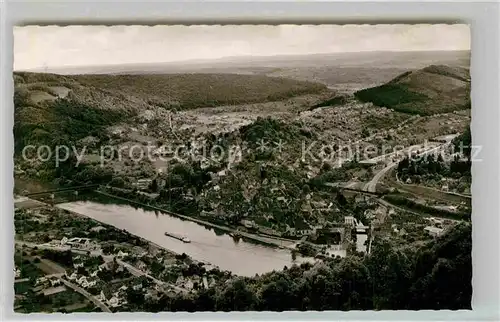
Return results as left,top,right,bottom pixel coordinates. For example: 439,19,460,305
354,65,471,115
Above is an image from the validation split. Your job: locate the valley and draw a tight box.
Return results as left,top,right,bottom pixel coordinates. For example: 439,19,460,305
14,50,472,312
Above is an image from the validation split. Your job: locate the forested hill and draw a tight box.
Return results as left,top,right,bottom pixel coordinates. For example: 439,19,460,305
354,65,471,116
142,223,471,311
13,72,328,112
13,72,328,153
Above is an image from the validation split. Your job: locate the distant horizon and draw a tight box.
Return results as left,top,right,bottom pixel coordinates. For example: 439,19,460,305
14,25,470,71
15,49,471,73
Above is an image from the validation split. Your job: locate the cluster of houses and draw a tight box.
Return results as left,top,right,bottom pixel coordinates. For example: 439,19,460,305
60,237,100,251
423,217,455,237
96,283,142,308
305,103,393,139
65,270,98,289
65,256,125,289
284,223,327,238
128,251,219,295
32,276,66,296
63,257,151,308
65,260,100,289
173,274,216,291
62,250,189,308
238,215,354,245
389,217,453,239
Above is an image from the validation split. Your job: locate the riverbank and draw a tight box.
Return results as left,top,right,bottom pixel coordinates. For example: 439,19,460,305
53,206,187,260
94,189,298,250
56,199,315,276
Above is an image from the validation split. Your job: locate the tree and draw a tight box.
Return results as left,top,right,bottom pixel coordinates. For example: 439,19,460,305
336,192,348,206
408,223,472,310
259,277,296,310
216,278,257,311
126,288,145,308
365,238,413,309
321,162,332,173
297,243,316,257
150,178,159,192
110,177,125,188
453,126,471,160
102,245,114,255
77,266,87,275
194,287,217,311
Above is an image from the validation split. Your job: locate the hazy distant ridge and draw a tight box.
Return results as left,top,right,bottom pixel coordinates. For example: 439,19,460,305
21,50,470,75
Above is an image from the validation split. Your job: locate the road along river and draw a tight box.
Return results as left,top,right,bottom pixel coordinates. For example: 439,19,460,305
56,197,318,277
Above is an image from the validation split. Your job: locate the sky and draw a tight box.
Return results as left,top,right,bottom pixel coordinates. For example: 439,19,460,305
14,24,470,71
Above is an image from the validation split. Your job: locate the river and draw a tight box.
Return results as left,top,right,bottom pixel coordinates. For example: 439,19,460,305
56,198,315,277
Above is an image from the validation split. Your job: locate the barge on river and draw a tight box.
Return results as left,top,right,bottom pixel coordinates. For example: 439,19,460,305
164,232,191,243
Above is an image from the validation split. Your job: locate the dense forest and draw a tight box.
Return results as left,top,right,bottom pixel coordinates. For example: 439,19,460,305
354,65,470,116
355,83,429,115
397,153,471,181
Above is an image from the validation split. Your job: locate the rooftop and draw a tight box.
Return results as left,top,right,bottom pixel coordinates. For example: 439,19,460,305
424,226,444,233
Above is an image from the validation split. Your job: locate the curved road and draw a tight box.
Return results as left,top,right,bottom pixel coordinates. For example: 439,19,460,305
362,140,454,193
363,162,398,193
57,277,111,313
15,241,189,294
14,242,111,312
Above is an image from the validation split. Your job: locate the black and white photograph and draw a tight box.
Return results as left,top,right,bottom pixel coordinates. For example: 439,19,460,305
12,24,472,313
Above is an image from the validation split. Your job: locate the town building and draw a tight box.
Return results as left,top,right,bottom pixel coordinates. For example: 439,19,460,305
65,271,77,281
258,226,282,237
424,226,444,237
240,219,256,229
133,178,153,190
117,250,129,259
344,216,356,226
34,277,48,286
73,262,84,269
64,237,98,250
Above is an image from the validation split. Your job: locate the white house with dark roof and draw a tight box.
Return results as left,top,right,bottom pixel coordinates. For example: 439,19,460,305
424,226,444,237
